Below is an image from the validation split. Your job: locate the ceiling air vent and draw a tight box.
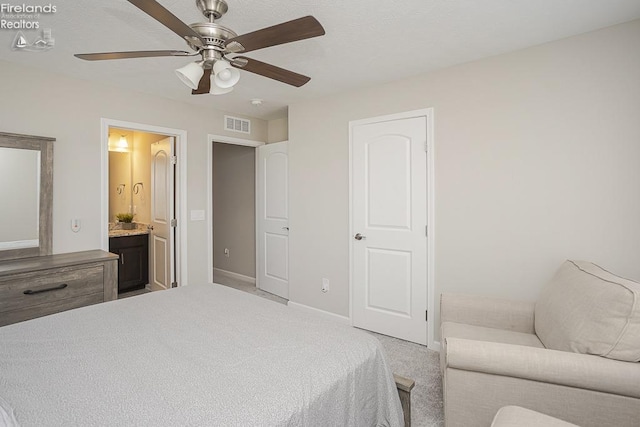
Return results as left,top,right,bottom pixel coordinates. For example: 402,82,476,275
225,115,251,134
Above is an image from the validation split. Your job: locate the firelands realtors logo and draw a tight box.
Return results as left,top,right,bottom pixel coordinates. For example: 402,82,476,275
1,3,56,51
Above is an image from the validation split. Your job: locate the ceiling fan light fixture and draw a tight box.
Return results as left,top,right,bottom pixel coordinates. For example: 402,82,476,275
74,1,325,93
209,84,234,95
209,74,234,95
175,61,204,90
213,59,240,89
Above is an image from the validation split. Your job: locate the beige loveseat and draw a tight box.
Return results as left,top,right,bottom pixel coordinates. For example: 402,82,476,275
440,260,640,427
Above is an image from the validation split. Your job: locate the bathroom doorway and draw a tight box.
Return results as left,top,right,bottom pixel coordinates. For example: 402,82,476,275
101,119,188,292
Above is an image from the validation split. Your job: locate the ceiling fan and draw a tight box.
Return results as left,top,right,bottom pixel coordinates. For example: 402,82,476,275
75,0,325,95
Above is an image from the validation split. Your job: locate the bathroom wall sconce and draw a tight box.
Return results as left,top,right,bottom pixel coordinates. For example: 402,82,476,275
108,134,130,152
116,184,126,195
133,182,144,194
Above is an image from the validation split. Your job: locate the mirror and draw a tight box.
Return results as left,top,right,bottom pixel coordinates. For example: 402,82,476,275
108,128,165,227
109,150,132,222
0,132,53,261
108,129,134,224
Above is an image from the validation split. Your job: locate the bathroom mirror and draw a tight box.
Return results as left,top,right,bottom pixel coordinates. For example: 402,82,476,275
109,150,132,221
0,132,53,261
108,128,164,227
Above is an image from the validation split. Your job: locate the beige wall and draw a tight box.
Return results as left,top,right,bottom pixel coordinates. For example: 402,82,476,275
288,20,640,335
267,117,288,143
0,60,267,285
212,142,256,278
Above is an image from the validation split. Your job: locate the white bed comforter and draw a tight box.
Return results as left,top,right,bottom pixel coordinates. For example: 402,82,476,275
0,284,403,426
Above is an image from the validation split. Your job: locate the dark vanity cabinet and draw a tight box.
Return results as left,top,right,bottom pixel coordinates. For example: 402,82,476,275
109,234,149,293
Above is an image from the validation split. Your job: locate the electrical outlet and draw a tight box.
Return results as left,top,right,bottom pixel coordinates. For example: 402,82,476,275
224,248,230,257
322,278,329,293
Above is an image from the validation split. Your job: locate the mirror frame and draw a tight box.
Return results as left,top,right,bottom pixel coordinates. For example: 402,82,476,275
0,132,54,261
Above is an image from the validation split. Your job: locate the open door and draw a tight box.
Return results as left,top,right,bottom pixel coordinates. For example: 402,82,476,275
351,116,428,345
256,141,289,299
150,137,176,291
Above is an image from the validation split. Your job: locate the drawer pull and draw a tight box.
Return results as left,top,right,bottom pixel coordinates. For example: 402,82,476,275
23,283,68,295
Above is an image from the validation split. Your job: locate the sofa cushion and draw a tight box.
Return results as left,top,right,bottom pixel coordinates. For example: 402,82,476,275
535,260,640,362
442,322,545,348
491,406,579,427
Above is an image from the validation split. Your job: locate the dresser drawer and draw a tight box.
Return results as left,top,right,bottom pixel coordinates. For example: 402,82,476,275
0,293,104,327
0,264,104,314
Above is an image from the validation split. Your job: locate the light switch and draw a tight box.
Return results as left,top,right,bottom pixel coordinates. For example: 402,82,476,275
190,210,205,221
71,219,81,233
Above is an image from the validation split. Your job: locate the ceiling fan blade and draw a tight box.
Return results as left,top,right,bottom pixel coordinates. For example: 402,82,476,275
231,57,311,87
225,16,325,54
128,0,204,47
192,69,212,95
74,50,192,61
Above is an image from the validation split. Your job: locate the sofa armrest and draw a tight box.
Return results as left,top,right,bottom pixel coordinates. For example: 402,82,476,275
440,293,535,333
445,337,640,399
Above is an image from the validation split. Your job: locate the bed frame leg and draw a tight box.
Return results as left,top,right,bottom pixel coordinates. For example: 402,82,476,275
393,373,415,427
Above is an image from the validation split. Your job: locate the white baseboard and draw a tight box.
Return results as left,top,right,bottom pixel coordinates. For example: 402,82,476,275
430,340,441,352
287,301,351,325
213,268,256,285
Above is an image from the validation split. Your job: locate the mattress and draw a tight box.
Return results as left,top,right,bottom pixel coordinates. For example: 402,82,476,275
0,283,403,426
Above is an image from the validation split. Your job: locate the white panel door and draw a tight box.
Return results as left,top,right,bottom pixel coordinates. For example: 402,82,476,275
352,117,428,345
150,137,175,291
257,141,289,299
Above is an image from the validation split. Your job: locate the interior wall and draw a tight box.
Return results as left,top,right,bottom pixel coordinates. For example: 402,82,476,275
212,142,256,278
0,60,267,285
267,117,288,143
288,19,640,336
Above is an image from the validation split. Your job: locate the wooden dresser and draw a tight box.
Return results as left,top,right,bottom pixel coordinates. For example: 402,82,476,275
0,250,118,327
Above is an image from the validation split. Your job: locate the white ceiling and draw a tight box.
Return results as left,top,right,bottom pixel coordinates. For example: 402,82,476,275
2,0,640,120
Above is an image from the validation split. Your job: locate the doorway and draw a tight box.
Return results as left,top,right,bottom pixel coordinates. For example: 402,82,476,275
207,135,290,302
349,109,435,347
101,119,188,291
211,142,257,286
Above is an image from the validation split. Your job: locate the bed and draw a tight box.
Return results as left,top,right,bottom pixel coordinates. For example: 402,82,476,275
0,283,405,426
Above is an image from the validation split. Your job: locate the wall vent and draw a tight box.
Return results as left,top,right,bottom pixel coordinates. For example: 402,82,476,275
224,115,251,134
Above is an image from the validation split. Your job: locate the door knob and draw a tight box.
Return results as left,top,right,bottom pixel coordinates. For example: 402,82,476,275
354,233,366,240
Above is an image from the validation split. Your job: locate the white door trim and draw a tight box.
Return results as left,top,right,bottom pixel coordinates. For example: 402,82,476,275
207,134,265,284
101,118,188,287
348,108,436,350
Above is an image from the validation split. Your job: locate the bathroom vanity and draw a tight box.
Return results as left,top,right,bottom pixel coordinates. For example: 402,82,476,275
109,231,149,293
